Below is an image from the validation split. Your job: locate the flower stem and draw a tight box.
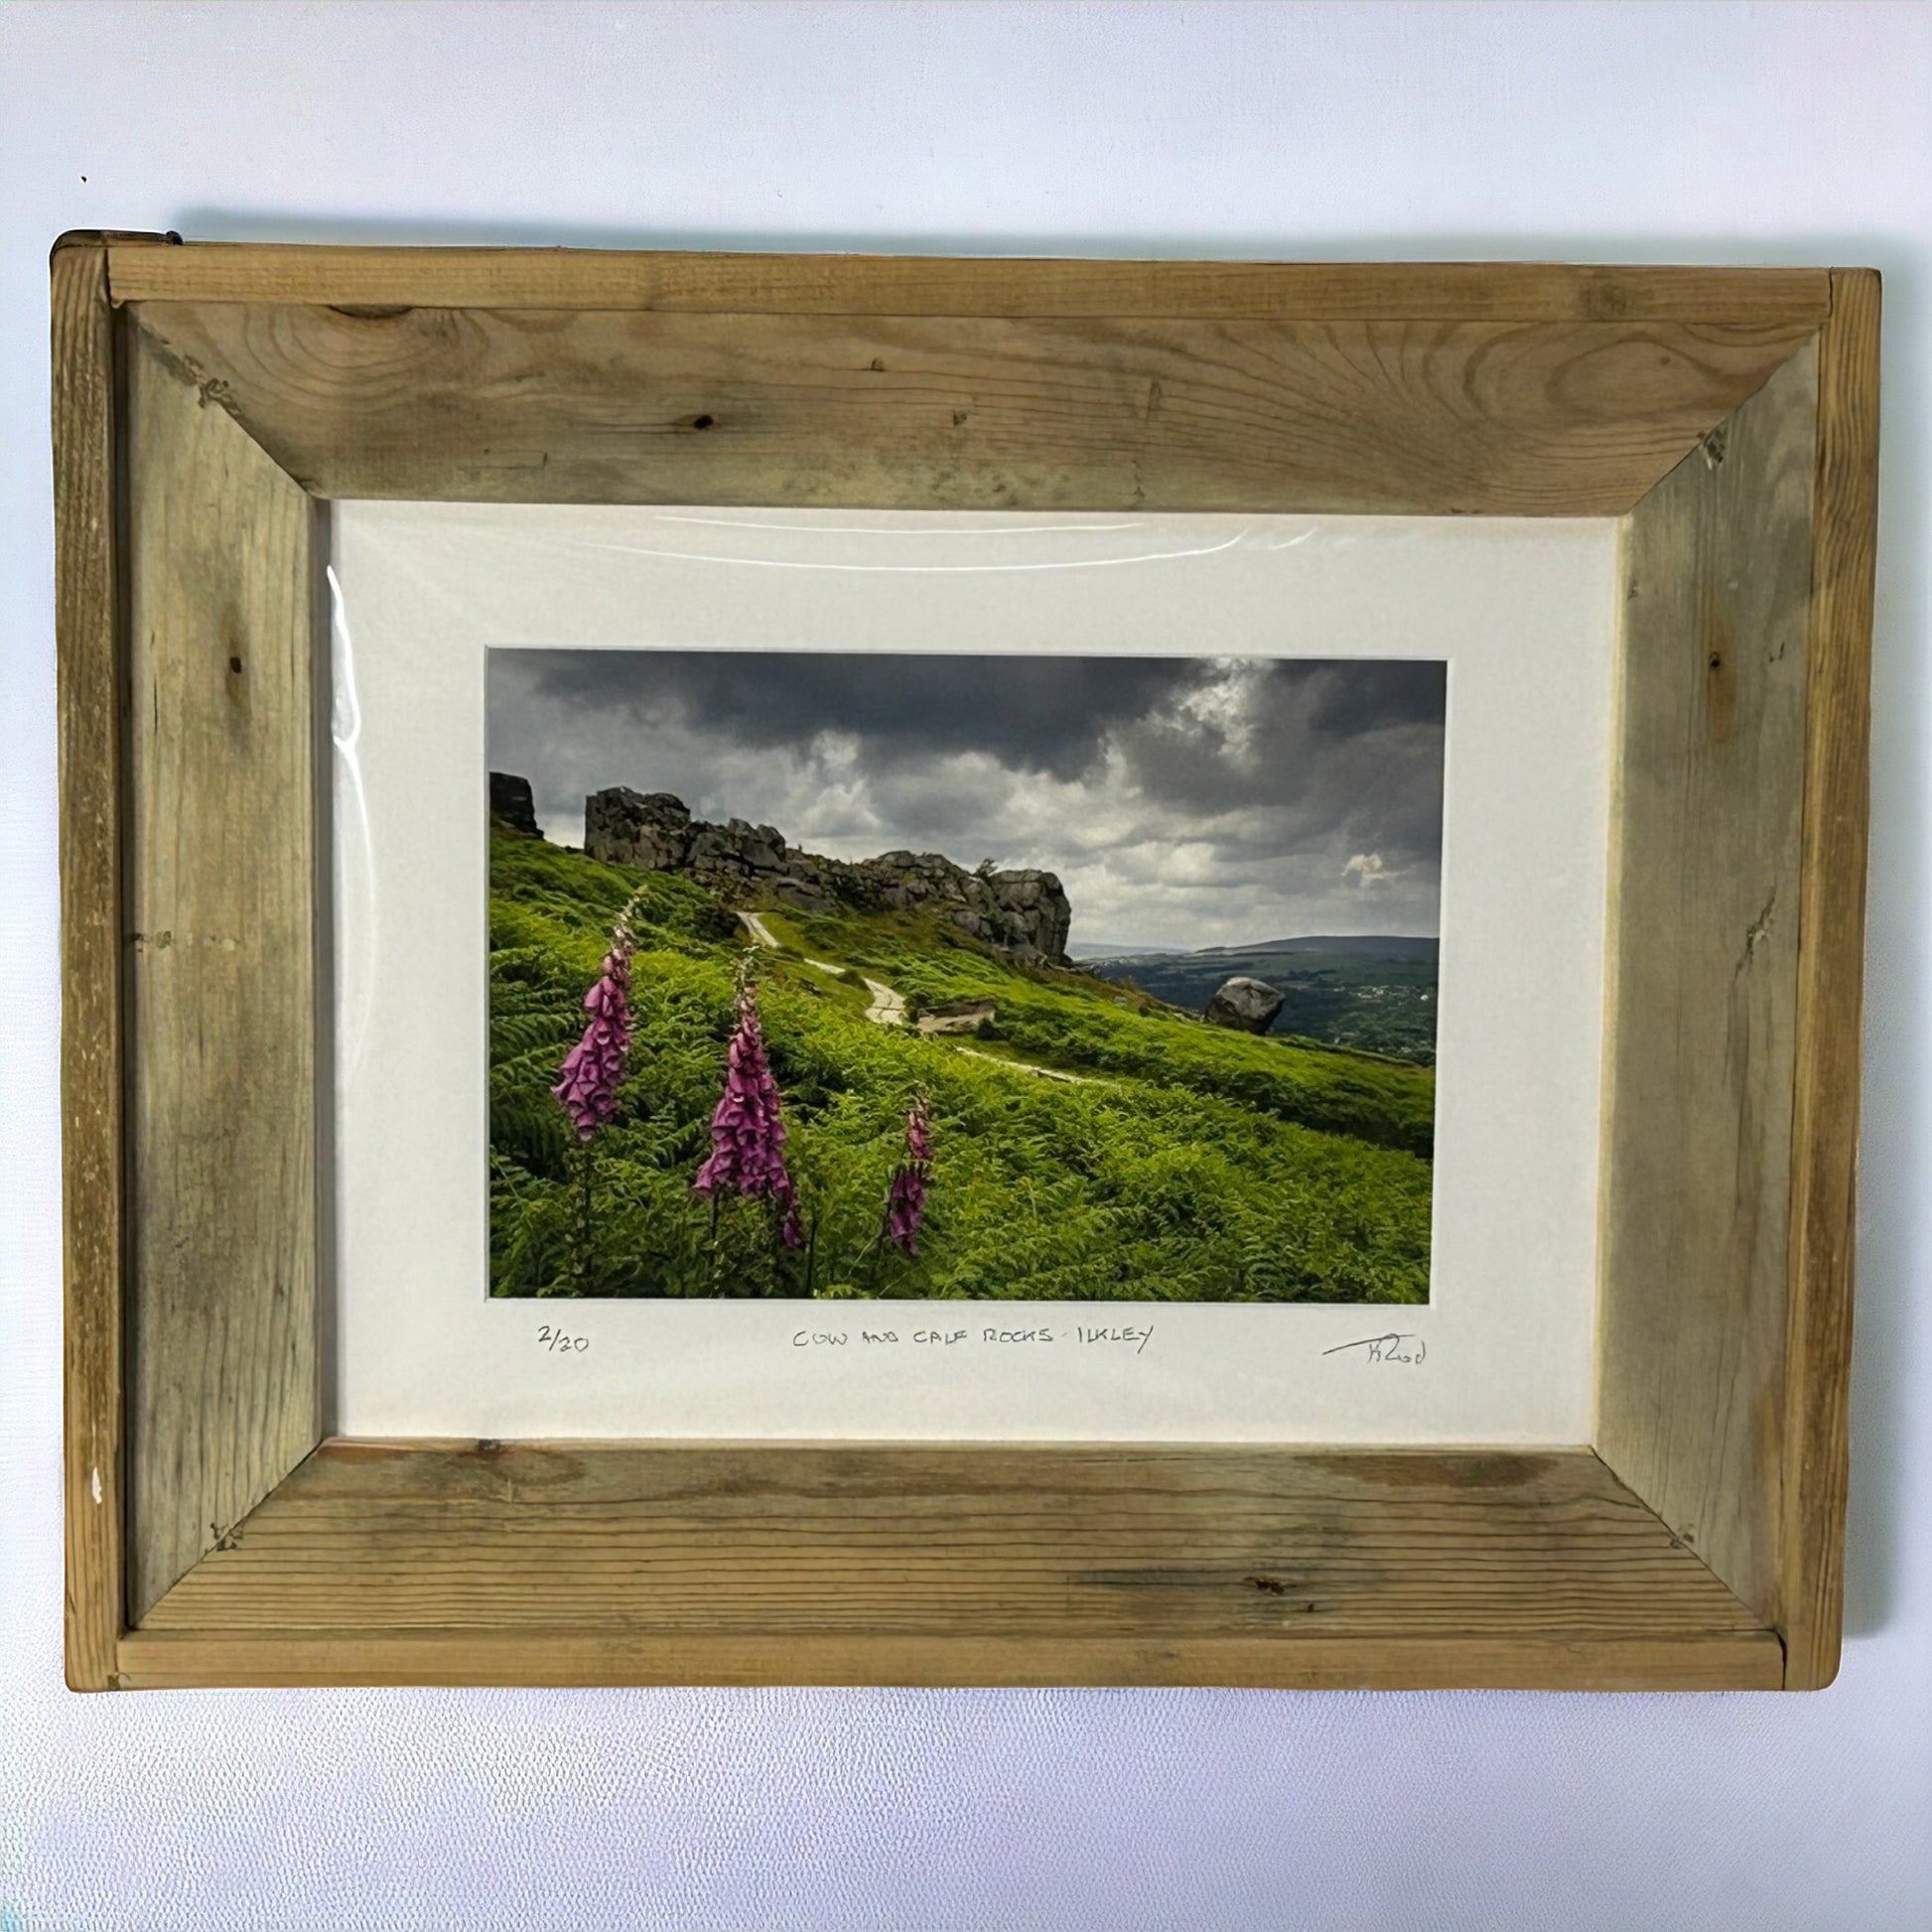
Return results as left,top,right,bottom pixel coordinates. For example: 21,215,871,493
576,1136,596,1288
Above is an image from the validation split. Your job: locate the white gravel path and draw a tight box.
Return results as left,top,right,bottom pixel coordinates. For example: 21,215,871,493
738,909,1102,1080
862,977,906,1026
739,908,848,978
952,1046,1105,1085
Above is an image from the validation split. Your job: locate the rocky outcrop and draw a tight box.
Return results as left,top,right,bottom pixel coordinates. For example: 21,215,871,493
489,771,543,838
580,783,1072,963
588,789,711,871
1203,975,1283,1035
850,850,1071,962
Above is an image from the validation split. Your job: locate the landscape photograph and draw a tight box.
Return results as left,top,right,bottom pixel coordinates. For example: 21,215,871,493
486,650,1446,1303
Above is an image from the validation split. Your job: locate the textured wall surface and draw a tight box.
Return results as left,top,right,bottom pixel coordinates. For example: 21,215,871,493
3,4,1929,1927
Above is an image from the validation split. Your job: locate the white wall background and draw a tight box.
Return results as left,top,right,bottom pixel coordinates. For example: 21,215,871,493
2,4,1927,1927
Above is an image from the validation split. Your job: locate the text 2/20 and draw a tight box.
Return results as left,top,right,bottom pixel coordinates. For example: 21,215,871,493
536,1324,590,1354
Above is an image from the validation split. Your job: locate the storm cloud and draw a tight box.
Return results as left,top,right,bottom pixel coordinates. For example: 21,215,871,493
487,651,1446,949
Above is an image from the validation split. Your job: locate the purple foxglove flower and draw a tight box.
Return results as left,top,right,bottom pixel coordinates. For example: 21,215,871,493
552,941,632,1141
693,987,802,1246
885,1097,932,1255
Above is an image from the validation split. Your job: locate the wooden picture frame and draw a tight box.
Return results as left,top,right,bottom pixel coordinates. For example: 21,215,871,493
54,235,1877,1692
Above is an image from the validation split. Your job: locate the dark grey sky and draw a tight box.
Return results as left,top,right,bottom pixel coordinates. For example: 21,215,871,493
487,650,1446,948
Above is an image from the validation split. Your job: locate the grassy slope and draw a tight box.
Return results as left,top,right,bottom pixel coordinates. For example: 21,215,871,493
489,831,1435,1304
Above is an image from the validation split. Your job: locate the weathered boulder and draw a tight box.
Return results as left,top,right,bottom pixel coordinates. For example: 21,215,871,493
769,876,841,914
916,997,997,1036
1203,975,1284,1035
991,869,1072,960
488,771,543,839
836,851,1069,962
585,788,693,870
580,786,1072,962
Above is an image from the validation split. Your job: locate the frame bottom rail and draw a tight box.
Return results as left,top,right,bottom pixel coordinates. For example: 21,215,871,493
113,1627,1785,1692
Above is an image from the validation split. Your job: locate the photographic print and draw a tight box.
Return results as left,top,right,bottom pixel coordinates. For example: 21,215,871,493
487,650,1445,1303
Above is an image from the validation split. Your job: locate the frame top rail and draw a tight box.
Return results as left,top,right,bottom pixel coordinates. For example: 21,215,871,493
102,241,1834,324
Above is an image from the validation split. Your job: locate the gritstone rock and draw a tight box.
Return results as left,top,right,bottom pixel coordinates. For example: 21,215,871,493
1203,975,1284,1034
488,771,543,839
579,784,1072,963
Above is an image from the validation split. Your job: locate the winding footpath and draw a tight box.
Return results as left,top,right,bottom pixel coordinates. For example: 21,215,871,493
737,907,1109,1085
741,909,850,981
861,978,905,1026
951,1046,1100,1085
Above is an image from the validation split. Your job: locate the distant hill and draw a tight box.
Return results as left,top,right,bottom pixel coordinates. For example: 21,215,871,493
1065,938,1176,961
1237,934,1437,960
1080,934,1437,963
1079,935,1439,1063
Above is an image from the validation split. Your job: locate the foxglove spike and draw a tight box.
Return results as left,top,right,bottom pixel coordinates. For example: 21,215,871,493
885,1097,932,1254
552,941,632,1141
693,985,801,1240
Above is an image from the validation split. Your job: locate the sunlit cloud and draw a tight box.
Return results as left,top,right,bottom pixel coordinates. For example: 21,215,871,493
488,651,1445,949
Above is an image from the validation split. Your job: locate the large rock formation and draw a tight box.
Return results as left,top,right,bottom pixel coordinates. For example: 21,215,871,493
1203,975,1284,1035
488,770,543,839
580,784,1072,963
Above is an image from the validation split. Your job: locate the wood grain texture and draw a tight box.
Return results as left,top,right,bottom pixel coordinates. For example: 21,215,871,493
137,1443,1766,1679
52,240,125,1690
113,1628,1783,1692
103,244,1831,326
1595,341,1819,1627
124,320,321,1621
60,241,1870,1695
129,300,1816,515
1778,271,1879,1689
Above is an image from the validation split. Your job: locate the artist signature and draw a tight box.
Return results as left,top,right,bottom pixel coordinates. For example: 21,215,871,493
1321,1331,1426,1365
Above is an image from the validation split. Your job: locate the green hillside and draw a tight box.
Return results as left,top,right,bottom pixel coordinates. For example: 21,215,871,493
489,830,1435,1304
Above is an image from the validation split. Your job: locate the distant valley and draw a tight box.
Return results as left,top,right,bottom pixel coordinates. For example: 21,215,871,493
1073,934,1439,1064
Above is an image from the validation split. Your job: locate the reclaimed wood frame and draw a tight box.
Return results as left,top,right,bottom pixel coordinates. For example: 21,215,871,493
54,235,1877,1692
